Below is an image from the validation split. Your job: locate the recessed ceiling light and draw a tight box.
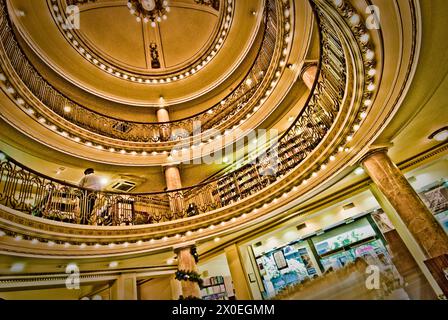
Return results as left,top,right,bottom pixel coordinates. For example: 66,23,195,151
429,127,448,142
10,262,25,273
109,261,118,268
354,167,365,175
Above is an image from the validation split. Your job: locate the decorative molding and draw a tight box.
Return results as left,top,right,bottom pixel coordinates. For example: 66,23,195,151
194,0,220,11
0,266,176,289
149,42,161,69
398,142,448,171
66,0,96,6
48,0,232,82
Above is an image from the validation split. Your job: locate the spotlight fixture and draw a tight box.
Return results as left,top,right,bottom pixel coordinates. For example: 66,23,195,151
428,127,448,142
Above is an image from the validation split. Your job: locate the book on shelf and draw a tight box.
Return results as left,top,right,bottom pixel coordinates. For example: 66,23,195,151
200,276,234,300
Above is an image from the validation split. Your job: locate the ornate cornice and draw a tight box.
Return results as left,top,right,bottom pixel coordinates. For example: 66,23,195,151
0,265,176,289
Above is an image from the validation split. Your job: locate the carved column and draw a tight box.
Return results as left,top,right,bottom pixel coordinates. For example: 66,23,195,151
300,63,318,90
361,148,448,258
157,107,171,141
164,165,182,191
175,244,201,299
164,165,184,216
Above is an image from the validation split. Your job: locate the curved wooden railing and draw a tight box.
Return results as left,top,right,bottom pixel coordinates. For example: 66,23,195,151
0,0,283,144
0,1,346,227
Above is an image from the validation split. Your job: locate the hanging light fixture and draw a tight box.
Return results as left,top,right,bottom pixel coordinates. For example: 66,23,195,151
127,0,170,27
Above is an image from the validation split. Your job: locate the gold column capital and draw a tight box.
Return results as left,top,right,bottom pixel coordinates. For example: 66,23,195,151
358,143,394,165
162,163,181,170
173,241,197,253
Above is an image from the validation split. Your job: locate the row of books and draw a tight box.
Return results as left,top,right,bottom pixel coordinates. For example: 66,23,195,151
201,284,226,296
202,275,225,286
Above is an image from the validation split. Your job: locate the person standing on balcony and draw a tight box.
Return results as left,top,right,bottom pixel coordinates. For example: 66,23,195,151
78,168,102,224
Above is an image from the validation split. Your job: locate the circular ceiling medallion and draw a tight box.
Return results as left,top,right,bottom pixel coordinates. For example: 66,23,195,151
48,0,234,83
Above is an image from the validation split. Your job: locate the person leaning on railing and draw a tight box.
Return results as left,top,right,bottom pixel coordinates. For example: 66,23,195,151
78,168,103,225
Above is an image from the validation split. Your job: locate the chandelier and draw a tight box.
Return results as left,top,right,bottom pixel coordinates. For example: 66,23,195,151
127,0,170,27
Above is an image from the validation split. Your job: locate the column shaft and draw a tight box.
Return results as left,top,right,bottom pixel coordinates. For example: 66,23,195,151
164,165,182,191
224,244,252,300
177,247,201,298
301,65,318,90
164,164,184,216
110,274,137,300
157,107,171,141
362,150,448,258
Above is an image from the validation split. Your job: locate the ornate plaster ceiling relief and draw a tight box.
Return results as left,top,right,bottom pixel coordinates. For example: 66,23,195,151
0,0,293,164
47,0,233,83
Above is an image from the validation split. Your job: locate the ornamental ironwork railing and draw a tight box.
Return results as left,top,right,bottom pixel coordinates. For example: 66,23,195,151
0,0,282,144
0,2,346,227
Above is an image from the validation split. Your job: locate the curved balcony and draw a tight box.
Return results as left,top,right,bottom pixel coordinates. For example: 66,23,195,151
0,0,289,151
0,0,346,225
0,0,388,254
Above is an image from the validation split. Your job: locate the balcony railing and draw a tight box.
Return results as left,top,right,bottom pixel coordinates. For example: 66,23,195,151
0,0,283,145
0,2,346,227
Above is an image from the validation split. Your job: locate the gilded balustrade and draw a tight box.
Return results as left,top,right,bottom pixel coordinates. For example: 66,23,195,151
0,1,346,227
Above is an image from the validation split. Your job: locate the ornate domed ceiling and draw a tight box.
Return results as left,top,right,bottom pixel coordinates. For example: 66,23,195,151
2,0,312,166
51,0,223,77
8,0,265,107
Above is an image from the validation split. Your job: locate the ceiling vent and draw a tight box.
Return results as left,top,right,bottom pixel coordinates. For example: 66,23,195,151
111,181,137,192
342,202,355,210
253,241,263,247
296,223,307,231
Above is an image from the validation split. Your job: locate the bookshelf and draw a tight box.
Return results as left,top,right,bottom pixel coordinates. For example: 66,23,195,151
213,163,275,206
200,276,234,300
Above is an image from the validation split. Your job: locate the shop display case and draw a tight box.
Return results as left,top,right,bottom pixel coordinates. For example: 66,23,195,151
417,179,448,233
200,276,234,300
